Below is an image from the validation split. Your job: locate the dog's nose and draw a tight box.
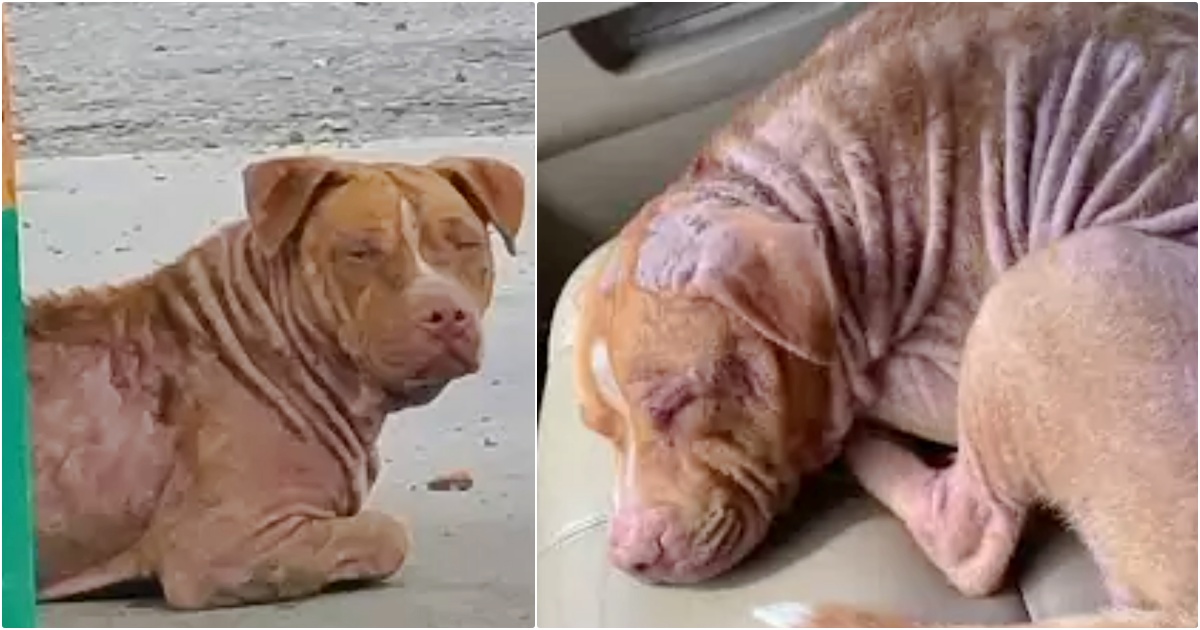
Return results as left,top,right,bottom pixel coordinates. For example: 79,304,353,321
608,506,674,578
417,297,473,339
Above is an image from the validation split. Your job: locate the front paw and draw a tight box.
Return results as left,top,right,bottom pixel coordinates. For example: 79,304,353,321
352,511,411,579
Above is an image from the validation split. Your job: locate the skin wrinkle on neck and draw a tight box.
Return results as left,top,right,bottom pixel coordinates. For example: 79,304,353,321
701,128,929,412
283,256,380,430
259,227,391,507
280,255,389,424
169,224,387,511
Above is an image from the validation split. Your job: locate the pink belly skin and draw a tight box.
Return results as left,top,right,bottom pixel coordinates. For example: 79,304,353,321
30,340,177,588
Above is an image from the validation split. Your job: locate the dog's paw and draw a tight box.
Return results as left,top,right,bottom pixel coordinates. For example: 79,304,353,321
753,602,813,627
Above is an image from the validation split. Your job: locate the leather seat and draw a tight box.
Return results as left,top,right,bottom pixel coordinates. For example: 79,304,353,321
537,242,1111,627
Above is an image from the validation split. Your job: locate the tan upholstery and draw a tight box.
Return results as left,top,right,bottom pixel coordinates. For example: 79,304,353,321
537,242,1111,627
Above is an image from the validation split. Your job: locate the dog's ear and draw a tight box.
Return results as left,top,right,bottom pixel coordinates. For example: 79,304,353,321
636,209,837,365
429,157,525,256
243,156,346,257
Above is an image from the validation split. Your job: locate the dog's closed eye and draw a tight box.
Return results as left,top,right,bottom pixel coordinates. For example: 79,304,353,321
442,221,487,252
449,235,485,252
644,383,698,434
342,239,384,262
639,354,762,436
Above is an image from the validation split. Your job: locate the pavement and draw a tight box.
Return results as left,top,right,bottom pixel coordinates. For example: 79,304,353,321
7,3,534,158
16,135,537,627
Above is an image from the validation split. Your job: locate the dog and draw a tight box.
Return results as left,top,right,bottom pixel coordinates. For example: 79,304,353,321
573,3,1196,626
29,154,524,609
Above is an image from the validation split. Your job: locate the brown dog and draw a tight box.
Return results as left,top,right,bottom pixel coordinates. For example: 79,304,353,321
574,3,1196,626
29,154,524,609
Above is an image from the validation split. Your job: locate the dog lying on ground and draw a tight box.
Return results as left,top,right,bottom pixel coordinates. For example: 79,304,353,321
30,154,524,609
574,3,1196,626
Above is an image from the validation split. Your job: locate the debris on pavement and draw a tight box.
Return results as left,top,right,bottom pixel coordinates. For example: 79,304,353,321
426,468,473,492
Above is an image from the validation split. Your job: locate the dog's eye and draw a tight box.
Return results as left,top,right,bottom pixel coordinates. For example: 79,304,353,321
344,242,383,262
451,237,484,252
645,386,697,434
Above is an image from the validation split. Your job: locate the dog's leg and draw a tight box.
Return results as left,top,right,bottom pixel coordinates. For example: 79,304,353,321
160,510,409,610
830,226,1197,621
842,237,1092,597
845,428,1026,597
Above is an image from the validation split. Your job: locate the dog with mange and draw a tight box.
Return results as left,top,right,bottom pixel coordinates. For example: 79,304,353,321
574,4,1196,626
30,155,524,609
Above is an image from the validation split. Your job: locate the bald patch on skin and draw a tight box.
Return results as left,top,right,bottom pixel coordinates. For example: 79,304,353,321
635,208,751,295
635,209,716,291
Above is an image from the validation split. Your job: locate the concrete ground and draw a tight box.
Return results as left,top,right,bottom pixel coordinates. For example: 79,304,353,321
17,137,536,627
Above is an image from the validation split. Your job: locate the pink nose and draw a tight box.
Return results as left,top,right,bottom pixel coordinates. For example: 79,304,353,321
417,296,473,340
608,507,675,578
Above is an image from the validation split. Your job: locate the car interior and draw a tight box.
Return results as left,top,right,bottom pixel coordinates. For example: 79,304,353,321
535,3,1130,626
